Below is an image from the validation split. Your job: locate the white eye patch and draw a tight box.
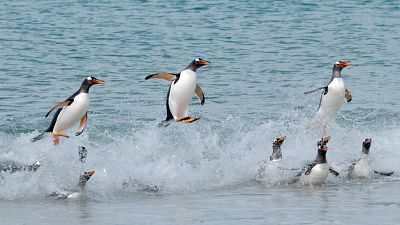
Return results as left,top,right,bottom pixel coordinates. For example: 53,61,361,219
87,77,93,81
335,61,340,65
195,58,200,62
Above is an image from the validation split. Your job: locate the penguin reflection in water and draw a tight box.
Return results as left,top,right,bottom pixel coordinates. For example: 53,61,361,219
49,171,95,200
294,136,340,186
346,138,394,178
32,77,105,145
145,58,210,125
305,61,352,131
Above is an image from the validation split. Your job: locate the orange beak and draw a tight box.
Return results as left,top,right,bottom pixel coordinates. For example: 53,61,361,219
339,61,351,67
93,79,105,84
86,171,95,177
198,59,210,66
321,146,329,151
277,136,286,143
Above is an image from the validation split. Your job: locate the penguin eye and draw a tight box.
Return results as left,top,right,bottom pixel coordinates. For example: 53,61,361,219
335,61,340,65
195,58,200,62
87,77,93,81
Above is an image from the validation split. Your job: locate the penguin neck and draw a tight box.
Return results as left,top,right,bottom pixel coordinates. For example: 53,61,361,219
184,61,198,72
315,149,327,164
362,146,370,155
332,66,342,79
77,178,88,190
79,82,92,94
270,143,282,161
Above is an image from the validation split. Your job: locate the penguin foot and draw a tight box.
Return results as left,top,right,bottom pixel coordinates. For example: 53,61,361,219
176,117,200,123
53,131,70,138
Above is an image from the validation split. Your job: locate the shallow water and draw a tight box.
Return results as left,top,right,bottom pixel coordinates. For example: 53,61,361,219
1,0,400,224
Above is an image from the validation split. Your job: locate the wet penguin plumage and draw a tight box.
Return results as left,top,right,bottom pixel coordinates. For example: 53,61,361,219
49,171,95,200
309,61,352,127
297,136,339,185
32,77,104,144
145,58,210,124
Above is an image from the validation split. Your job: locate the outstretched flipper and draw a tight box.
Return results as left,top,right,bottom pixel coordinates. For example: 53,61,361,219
329,167,340,176
76,112,87,136
145,73,178,81
46,99,74,118
304,87,327,95
345,89,352,102
195,84,205,105
374,170,394,176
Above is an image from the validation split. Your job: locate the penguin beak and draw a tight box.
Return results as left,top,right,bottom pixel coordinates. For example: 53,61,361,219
86,171,95,177
277,136,286,143
198,59,210,66
321,146,329,151
339,61,351,67
92,79,105,84
322,136,331,144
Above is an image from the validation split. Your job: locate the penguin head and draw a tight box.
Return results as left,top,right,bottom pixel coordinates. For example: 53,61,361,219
362,138,372,154
273,136,286,146
334,61,351,70
84,76,105,85
186,58,210,71
79,171,95,182
317,136,331,151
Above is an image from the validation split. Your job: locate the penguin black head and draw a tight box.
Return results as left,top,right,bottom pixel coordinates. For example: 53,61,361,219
80,77,105,93
317,136,331,151
333,61,351,71
79,171,95,182
362,138,372,154
185,58,210,72
270,136,286,161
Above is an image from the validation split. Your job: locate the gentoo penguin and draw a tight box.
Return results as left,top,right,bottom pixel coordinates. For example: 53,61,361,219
297,136,339,185
0,160,40,174
347,139,394,178
145,58,210,124
32,77,105,144
307,61,352,128
254,136,286,182
78,146,88,163
49,171,95,200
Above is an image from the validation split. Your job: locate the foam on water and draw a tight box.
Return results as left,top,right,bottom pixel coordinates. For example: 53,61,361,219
1,107,399,201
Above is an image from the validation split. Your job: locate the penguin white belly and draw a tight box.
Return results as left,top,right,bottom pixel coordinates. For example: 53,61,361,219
66,191,83,200
299,164,329,185
348,158,371,178
53,93,90,132
168,70,197,119
315,78,345,120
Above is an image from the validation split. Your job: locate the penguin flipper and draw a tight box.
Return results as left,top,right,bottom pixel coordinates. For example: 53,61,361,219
329,167,340,176
145,73,178,81
45,99,74,118
374,170,394,176
195,84,205,105
76,112,87,136
345,89,352,102
304,87,326,95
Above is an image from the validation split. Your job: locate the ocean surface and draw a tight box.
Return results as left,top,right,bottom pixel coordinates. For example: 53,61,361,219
1,0,400,224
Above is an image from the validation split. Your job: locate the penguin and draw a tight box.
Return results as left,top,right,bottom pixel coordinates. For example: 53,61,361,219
145,58,210,124
0,160,40,174
347,139,394,178
32,77,105,144
49,171,95,200
306,61,352,128
254,136,287,182
78,146,88,163
297,136,339,185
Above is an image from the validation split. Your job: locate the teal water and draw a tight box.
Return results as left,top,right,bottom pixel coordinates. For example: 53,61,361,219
1,1,400,224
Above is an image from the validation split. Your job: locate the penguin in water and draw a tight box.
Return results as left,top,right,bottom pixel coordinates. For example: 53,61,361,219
0,160,40,174
32,77,105,144
145,58,210,124
306,61,352,129
254,136,287,183
347,139,394,178
49,171,95,200
296,136,339,185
